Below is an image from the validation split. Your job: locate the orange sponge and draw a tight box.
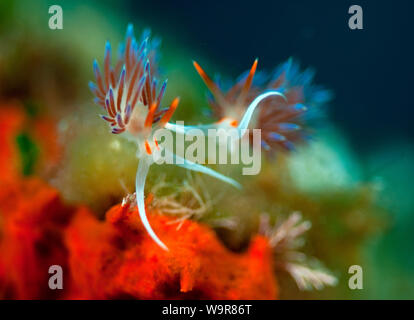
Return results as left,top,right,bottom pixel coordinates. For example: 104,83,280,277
65,200,278,299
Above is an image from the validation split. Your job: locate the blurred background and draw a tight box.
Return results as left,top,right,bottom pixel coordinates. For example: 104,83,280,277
0,0,413,299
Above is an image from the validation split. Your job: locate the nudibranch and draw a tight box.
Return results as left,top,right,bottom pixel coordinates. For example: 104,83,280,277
168,58,332,152
89,25,245,250
165,59,286,143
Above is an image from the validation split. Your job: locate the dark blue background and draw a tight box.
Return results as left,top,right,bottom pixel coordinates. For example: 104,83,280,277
127,0,413,154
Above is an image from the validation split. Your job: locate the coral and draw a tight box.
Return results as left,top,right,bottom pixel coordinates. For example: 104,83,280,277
0,102,26,182
0,175,279,299
0,177,73,299
148,173,213,223
0,113,278,300
65,196,278,299
0,103,68,299
0,101,61,181
260,212,337,290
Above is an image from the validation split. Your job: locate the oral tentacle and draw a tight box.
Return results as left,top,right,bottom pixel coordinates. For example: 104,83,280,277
165,149,242,190
135,156,169,251
237,90,286,131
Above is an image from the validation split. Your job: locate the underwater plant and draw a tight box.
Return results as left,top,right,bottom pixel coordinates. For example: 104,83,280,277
260,212,337,290
90,24,284,250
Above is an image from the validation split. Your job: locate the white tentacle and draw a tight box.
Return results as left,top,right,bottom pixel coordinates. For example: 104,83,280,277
135,156,169,251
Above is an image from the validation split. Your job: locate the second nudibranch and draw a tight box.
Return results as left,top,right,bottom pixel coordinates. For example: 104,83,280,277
91,24,274,250
168,58,331,153
165,59,287,143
